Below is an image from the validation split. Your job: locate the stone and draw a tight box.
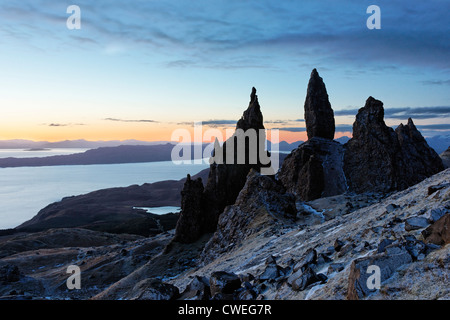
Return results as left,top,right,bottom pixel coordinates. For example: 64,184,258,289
291,267,326,291
126,278,180,300
179,276,211,300
405,216,430,231
293,248,317,273
0,265,21,283
209,271,242,296
377,239,395,253
347,245,412,300
304,68,335,140
327,263,345,275
386,204,399,213
334,239,345,252
426,208,447,223
422,214,450,245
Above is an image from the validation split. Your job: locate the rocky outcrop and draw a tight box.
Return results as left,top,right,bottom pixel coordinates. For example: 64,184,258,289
304,69,335,140
278,70,347,201
395,118,445,189
201,170,296,262
172,175,205,243
440,146,450,168
173,88,272,244
343,97,402,193
344,97,444,194
278,137,346,201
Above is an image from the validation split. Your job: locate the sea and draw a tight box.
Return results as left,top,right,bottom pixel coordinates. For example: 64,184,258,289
0,149,208,229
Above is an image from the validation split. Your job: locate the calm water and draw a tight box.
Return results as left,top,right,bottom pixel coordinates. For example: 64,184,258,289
0,149,208,229
0,148,89,158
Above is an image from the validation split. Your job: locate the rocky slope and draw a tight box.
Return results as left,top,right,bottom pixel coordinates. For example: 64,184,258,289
1,69,447,301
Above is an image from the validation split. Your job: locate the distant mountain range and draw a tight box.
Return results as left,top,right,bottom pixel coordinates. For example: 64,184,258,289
0,139,168,149
0,135,447,168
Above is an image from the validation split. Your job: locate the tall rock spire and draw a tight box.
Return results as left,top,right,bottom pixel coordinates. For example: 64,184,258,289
172,87,271,244
304,69,335,140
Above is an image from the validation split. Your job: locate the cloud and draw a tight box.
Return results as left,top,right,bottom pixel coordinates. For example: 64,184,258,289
46,123,85,127
421,79,450,86
2,1,449,71
416,124,450,130
334,106,450,120
273,124,353,133
176,120,236,127
103,118,158,123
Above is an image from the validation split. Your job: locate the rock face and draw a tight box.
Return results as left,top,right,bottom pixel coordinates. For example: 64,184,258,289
344,97,444,194
173,88,272,244
172,175,205,243
278,137,346,201
343,97,402,193
395,118,445,189
440,146,450,169
278,70,346,201
304,69,335,140
201,170,296,262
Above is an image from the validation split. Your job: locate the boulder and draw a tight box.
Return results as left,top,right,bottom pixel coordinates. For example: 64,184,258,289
405,216,430,231
422,214,450,245
0,265,22,283
179,276,211,300
209,271,242,296
347,244,413,300
125,278,180,300
290,267,326,291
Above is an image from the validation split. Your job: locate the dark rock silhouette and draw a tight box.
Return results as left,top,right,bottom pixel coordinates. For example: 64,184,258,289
343,97,402,193
344,97,444,193
278,137,346,201
441,146,450,168
278,70,345,201
395,118,445,189
173,88,272,244
172,175,205,243
304,69,335,140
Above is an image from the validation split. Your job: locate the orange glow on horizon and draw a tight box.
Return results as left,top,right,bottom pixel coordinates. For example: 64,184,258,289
0,121,352,144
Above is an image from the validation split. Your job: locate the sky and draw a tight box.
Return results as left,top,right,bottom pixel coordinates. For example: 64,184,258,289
0,0,449,143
